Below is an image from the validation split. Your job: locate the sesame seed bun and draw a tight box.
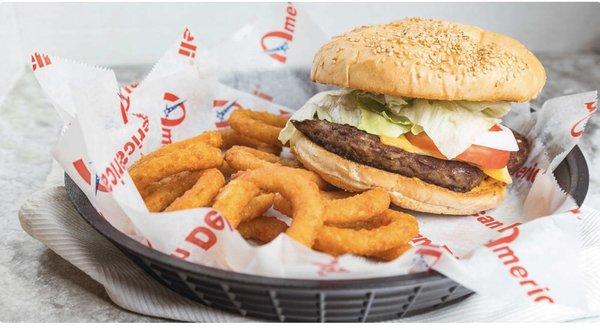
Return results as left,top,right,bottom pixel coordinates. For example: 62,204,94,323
311,17,546,102
290,130,507,215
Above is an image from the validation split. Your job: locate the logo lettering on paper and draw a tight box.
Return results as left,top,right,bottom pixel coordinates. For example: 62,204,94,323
170,210,232,260
260,3,297,63
73,113,150,194
161,92,187,145
407,234,457,273
313,258,349,277
252,84,274,102
411,234,456,258
178,28,197,59
118,82,139,125
513,163,540,183
31,52,52,71
571,101,597,137
471,211,555,304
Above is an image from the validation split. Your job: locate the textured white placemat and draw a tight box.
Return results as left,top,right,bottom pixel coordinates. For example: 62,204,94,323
17,162,600,322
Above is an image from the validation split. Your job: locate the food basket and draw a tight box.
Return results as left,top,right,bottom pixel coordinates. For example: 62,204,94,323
64,143,588,322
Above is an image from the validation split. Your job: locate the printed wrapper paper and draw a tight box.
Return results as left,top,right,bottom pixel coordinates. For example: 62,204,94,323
32,3,598,310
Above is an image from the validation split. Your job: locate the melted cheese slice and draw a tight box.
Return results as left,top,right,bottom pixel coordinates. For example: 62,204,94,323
380,135,512,184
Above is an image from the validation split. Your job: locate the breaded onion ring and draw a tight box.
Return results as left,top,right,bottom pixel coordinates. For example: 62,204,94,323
237,216,288,244
237,167,324,247
234,210,416,261
130,143,223,191
143,171,201,212
274,188,391,225
320,190,354,200
239,193,275,223
212,178,261,228
164,169,225,212
132,131,222,171
225,146,328,189
313,209,419,256
218,166,323,247
225,146,300,169
218,160,236,180
273,193,293,218
219,128,281,154
323,188,391,226
229,109,285,147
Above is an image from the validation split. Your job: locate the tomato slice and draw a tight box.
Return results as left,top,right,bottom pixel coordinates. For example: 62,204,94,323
405,132,510,169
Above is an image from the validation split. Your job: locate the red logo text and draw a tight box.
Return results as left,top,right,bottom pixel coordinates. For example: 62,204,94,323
472,211,554,304
178,28,197,59
260,3,297,63
571,101,597,137
161,92,187,145
170,210,231,259
514,163,540,183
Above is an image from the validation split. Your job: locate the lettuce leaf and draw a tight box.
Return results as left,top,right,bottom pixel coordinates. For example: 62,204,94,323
279,90,511,159
278,90,411,144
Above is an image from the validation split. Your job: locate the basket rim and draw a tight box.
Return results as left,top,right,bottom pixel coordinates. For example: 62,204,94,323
64,144,588,289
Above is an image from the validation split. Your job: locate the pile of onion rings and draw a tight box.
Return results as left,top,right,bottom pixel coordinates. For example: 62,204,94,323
128,108,418,261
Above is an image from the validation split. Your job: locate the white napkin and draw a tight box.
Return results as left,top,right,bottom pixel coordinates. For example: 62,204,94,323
17,162,600,322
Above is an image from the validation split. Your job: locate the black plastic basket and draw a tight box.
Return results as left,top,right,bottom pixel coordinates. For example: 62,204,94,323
65,146,588,322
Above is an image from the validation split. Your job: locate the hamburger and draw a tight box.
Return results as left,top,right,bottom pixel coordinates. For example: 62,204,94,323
279,18,544,215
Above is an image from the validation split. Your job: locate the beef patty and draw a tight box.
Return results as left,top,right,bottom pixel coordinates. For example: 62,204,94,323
292,120,530,192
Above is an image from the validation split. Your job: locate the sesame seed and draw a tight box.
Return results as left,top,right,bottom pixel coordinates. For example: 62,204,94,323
329,17,527,80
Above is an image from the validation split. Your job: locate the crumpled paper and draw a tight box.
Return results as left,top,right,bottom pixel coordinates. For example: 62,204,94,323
31,3,598,310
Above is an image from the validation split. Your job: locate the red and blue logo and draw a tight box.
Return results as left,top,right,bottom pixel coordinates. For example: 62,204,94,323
73,112,150,195
73,159,109,194
161,92,187,145
260,3,297,63
212,99,242,128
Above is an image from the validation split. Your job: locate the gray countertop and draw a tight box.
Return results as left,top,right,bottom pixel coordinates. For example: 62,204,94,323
1,53,599,322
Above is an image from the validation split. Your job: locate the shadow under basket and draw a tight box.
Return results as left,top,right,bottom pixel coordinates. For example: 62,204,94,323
65,145,588,322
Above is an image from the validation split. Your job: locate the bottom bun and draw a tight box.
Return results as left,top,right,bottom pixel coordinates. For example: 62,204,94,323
290,130,507,215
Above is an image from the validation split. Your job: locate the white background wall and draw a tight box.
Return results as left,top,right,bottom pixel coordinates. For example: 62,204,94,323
7,2,600,67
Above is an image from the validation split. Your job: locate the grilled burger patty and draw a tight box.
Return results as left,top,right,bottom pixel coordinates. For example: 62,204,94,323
292,120,530,192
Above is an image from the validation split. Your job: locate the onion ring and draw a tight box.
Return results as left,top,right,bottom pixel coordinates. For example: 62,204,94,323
233,167,324,247
130,143,223,191
323,188,391,225
320,190,354,200
131,131,222,171
143,171,201,212
164,169,225,212
274,188,391,225
273,193,293,218
229,109,285,147
225,146,300,169
220,128,281,154
212,178,261,228
241,167,324,246
225,146,328,189
237,216,288,244
313,209,418,256
218,160,235,180
239,193,275,223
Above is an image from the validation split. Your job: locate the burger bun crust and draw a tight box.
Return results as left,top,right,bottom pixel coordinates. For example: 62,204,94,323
311,17,546,102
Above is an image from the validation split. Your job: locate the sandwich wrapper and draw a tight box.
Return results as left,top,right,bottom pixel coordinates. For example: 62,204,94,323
29,3,599,312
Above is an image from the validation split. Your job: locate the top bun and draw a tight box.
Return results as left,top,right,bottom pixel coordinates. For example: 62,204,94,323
311,17,546,102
